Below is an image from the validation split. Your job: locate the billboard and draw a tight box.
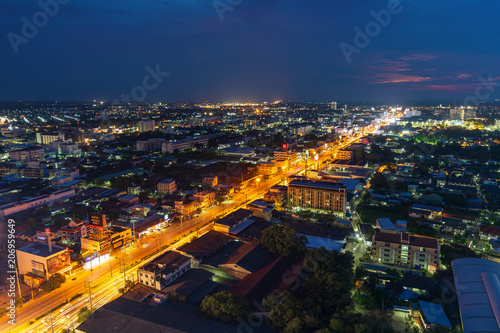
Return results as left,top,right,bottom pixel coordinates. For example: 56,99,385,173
46,250,70,275
282,143,288,150
89,213,107,229
31,260,45,277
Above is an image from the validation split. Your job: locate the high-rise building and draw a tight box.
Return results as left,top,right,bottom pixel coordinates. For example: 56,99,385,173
288,179,346,215
138,119,155,132
450,107,476,120
331,102,337,110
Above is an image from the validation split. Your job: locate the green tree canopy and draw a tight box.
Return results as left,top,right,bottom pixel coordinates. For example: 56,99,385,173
200,291,250,323
263,291,305,331
261,223,307,257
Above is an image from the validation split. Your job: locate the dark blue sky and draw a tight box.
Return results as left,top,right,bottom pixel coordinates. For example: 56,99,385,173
1,0,500,103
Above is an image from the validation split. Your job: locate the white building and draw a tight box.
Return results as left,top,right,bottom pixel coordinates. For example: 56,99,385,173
138,120,155,132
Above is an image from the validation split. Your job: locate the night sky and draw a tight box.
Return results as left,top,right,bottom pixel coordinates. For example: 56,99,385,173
1,0,500,103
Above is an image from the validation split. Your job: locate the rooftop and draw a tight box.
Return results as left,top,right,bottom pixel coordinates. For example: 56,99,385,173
18,242,67,257
373,231,439,249
452,258,500,333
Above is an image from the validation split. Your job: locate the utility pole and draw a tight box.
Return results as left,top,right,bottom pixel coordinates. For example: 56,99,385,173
120,259,126,285
109,255,113,278
50,310,54,333
85,281,93,311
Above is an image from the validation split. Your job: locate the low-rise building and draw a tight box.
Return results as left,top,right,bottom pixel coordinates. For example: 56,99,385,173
60,220,89,243
257,161,277,175
157,178,177,194
17,243,71,279
175,199,200,218
137,251,191,291
214,208,253,233
372,231,440,271
193,190,216,208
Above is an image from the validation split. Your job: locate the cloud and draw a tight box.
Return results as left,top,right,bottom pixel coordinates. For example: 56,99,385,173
398,54,436,61
457,74,472,79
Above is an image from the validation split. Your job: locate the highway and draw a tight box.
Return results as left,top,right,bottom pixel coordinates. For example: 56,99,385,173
0,130,370,333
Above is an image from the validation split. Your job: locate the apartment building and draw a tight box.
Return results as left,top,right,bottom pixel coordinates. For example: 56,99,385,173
288,179,346,215
138,119,155,132
136,138,165,152
36,133,64,145
10,147,44,162
157,178,177,194
137,251,191,291
372,231,440,271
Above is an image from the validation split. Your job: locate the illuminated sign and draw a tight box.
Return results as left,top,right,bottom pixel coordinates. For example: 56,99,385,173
89,213,107,229
282,143,288,150
46,251,70,275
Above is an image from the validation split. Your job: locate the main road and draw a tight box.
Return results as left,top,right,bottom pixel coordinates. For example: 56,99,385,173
0,131,369,333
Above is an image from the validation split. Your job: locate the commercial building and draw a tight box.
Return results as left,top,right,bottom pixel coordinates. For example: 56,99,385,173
273,150,298,162
335,149,354,161
81,224,131,253
162,136,210,154
0,188,75,218
137,251,191,291
202,176,218,187
157,178,177,194
372,231,440,271
263,185,288,210
288,179,346,215
214,208,253,233
193,190,216,208
452,258,500,333
175,199,200,218
257,161,277,175
60,220,89,243
17,243,71,279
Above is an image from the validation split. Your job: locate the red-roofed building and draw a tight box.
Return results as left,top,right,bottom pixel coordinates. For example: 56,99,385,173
480,224,500,241
372,231,440,271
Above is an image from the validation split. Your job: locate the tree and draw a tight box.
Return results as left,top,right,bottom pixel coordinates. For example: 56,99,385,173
370,173,389,190
138,191,150,202
200,291,250,323
77,307,92,323
261,223,307,257
40,273,66,292
94,178,105,187
263,291,305,331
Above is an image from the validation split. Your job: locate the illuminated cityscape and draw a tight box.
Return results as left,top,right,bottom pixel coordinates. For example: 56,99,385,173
1,1,500,333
